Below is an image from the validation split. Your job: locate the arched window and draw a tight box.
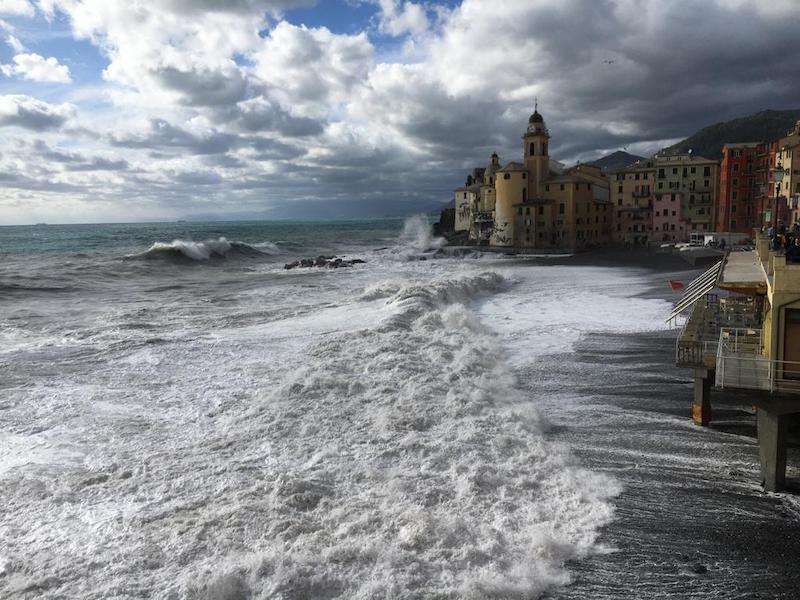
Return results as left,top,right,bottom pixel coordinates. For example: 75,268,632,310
529,143,535,156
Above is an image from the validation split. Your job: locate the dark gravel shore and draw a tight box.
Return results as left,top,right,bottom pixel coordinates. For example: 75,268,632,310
522,249,800,599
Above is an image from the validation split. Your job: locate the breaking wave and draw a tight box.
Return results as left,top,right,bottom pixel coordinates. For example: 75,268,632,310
126,237,278,262
218,268,619,598
399,215,446,253
366,272,508,330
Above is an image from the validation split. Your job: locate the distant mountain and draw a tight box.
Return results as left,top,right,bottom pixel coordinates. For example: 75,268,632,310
662,109,800,159
588,150,646,171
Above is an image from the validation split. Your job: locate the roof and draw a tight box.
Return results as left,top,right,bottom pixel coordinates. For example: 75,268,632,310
529,110,543,124
498,161,527,172
718,250,767,294
723,142,760,149
547,174,583,184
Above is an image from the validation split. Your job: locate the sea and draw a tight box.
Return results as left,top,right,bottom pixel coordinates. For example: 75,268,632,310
0,218,675,599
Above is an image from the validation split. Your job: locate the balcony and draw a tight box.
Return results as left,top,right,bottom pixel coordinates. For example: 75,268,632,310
676,294,763,368
716,328,800,393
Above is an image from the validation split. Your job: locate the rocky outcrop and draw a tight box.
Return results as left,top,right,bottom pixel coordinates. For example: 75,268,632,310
284,256,366,270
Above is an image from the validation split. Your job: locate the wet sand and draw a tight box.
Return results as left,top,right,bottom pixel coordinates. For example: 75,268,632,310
525,250,800,598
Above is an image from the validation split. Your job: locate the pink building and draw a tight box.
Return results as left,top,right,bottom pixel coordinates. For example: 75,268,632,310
653,193,688,242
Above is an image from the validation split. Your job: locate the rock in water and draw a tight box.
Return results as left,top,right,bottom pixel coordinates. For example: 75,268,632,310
284,256,366,270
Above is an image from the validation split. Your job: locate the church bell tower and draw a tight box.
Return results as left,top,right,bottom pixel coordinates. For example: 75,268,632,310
523,100,550,198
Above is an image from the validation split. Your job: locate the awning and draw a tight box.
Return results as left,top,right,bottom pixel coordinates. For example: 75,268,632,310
666,260,723,323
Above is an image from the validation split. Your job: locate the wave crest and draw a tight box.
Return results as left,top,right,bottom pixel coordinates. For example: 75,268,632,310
127,237,278,262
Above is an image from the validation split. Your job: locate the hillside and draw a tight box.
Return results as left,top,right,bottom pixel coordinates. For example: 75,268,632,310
588,150,646,171
662,109,800,159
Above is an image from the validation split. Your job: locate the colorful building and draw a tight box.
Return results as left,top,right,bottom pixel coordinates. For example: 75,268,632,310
609,161,655,245
455,107,612,250
717,143,761,235
774,121,800,226
653,153,718,234
652,193,687,242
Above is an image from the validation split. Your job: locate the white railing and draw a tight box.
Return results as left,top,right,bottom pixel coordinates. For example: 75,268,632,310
717,327,764,355
715,327,800,393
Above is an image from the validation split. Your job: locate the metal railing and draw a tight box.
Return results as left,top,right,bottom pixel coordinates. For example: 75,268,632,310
715,327,800,394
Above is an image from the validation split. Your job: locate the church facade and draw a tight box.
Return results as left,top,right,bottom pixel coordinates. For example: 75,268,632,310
453,108,612,249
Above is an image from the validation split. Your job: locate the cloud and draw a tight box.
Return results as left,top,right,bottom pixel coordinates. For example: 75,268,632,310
3,0,800,224
0,94,75,130
0,0,33,17
230,97,324,137
109,118,237,155
1,52,71,82
154,64,247,107
253,21,374,111
375,0,429,37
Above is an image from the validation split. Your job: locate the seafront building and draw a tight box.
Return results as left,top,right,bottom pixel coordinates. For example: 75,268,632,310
716,143,763,235
653,152,718,234
672,234,800,491
454,112,800,250
453,108,612,249
609,161,655,245
774,121,800,225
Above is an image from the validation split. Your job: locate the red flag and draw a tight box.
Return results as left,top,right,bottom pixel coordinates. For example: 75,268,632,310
669,280,684,291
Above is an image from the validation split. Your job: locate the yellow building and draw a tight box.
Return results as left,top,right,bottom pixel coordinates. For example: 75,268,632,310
609,161,656,245
775,121,800,220
673,233,800,491
455,107,611,249
492,162,528,246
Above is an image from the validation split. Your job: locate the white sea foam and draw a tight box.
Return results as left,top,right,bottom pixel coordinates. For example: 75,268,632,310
0,237,675,599
400,215,446,252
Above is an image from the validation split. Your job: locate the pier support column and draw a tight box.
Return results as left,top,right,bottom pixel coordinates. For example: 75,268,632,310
692,368,713,426
757,409,787,492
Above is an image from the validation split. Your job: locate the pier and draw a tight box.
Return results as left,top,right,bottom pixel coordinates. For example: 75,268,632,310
673,234,800,491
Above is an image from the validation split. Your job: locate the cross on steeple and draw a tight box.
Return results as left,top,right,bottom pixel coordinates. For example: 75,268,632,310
534,96,538,112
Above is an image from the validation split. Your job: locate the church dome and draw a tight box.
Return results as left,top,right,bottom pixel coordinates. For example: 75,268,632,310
529,110,543,124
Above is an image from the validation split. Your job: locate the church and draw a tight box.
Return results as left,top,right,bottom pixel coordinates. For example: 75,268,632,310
454,107,612,249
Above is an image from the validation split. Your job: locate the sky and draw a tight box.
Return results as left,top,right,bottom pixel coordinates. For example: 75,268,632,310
0,0,799,224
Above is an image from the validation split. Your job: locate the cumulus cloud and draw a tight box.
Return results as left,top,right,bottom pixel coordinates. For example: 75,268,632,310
3,0,800,223
253,22,374,112
109,118,237,155
1,52,71,82
0,0,33,17
0,94,75,130
375,0,429,37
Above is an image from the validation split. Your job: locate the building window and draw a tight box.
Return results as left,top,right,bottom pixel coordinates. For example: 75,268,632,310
560,184,565,191
733,164,739,172
545,185,550,191
529,143,535,156
704,167,711,176
526,206,531,215
732,191,738,200
559,203,565,214
522,173,527,179
517,207,522,215
658,182,664,189
733,178,738,186
538,206,544,215
691,167,696,174
672,167,678,174
504,173,511,180
618,185,623,193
